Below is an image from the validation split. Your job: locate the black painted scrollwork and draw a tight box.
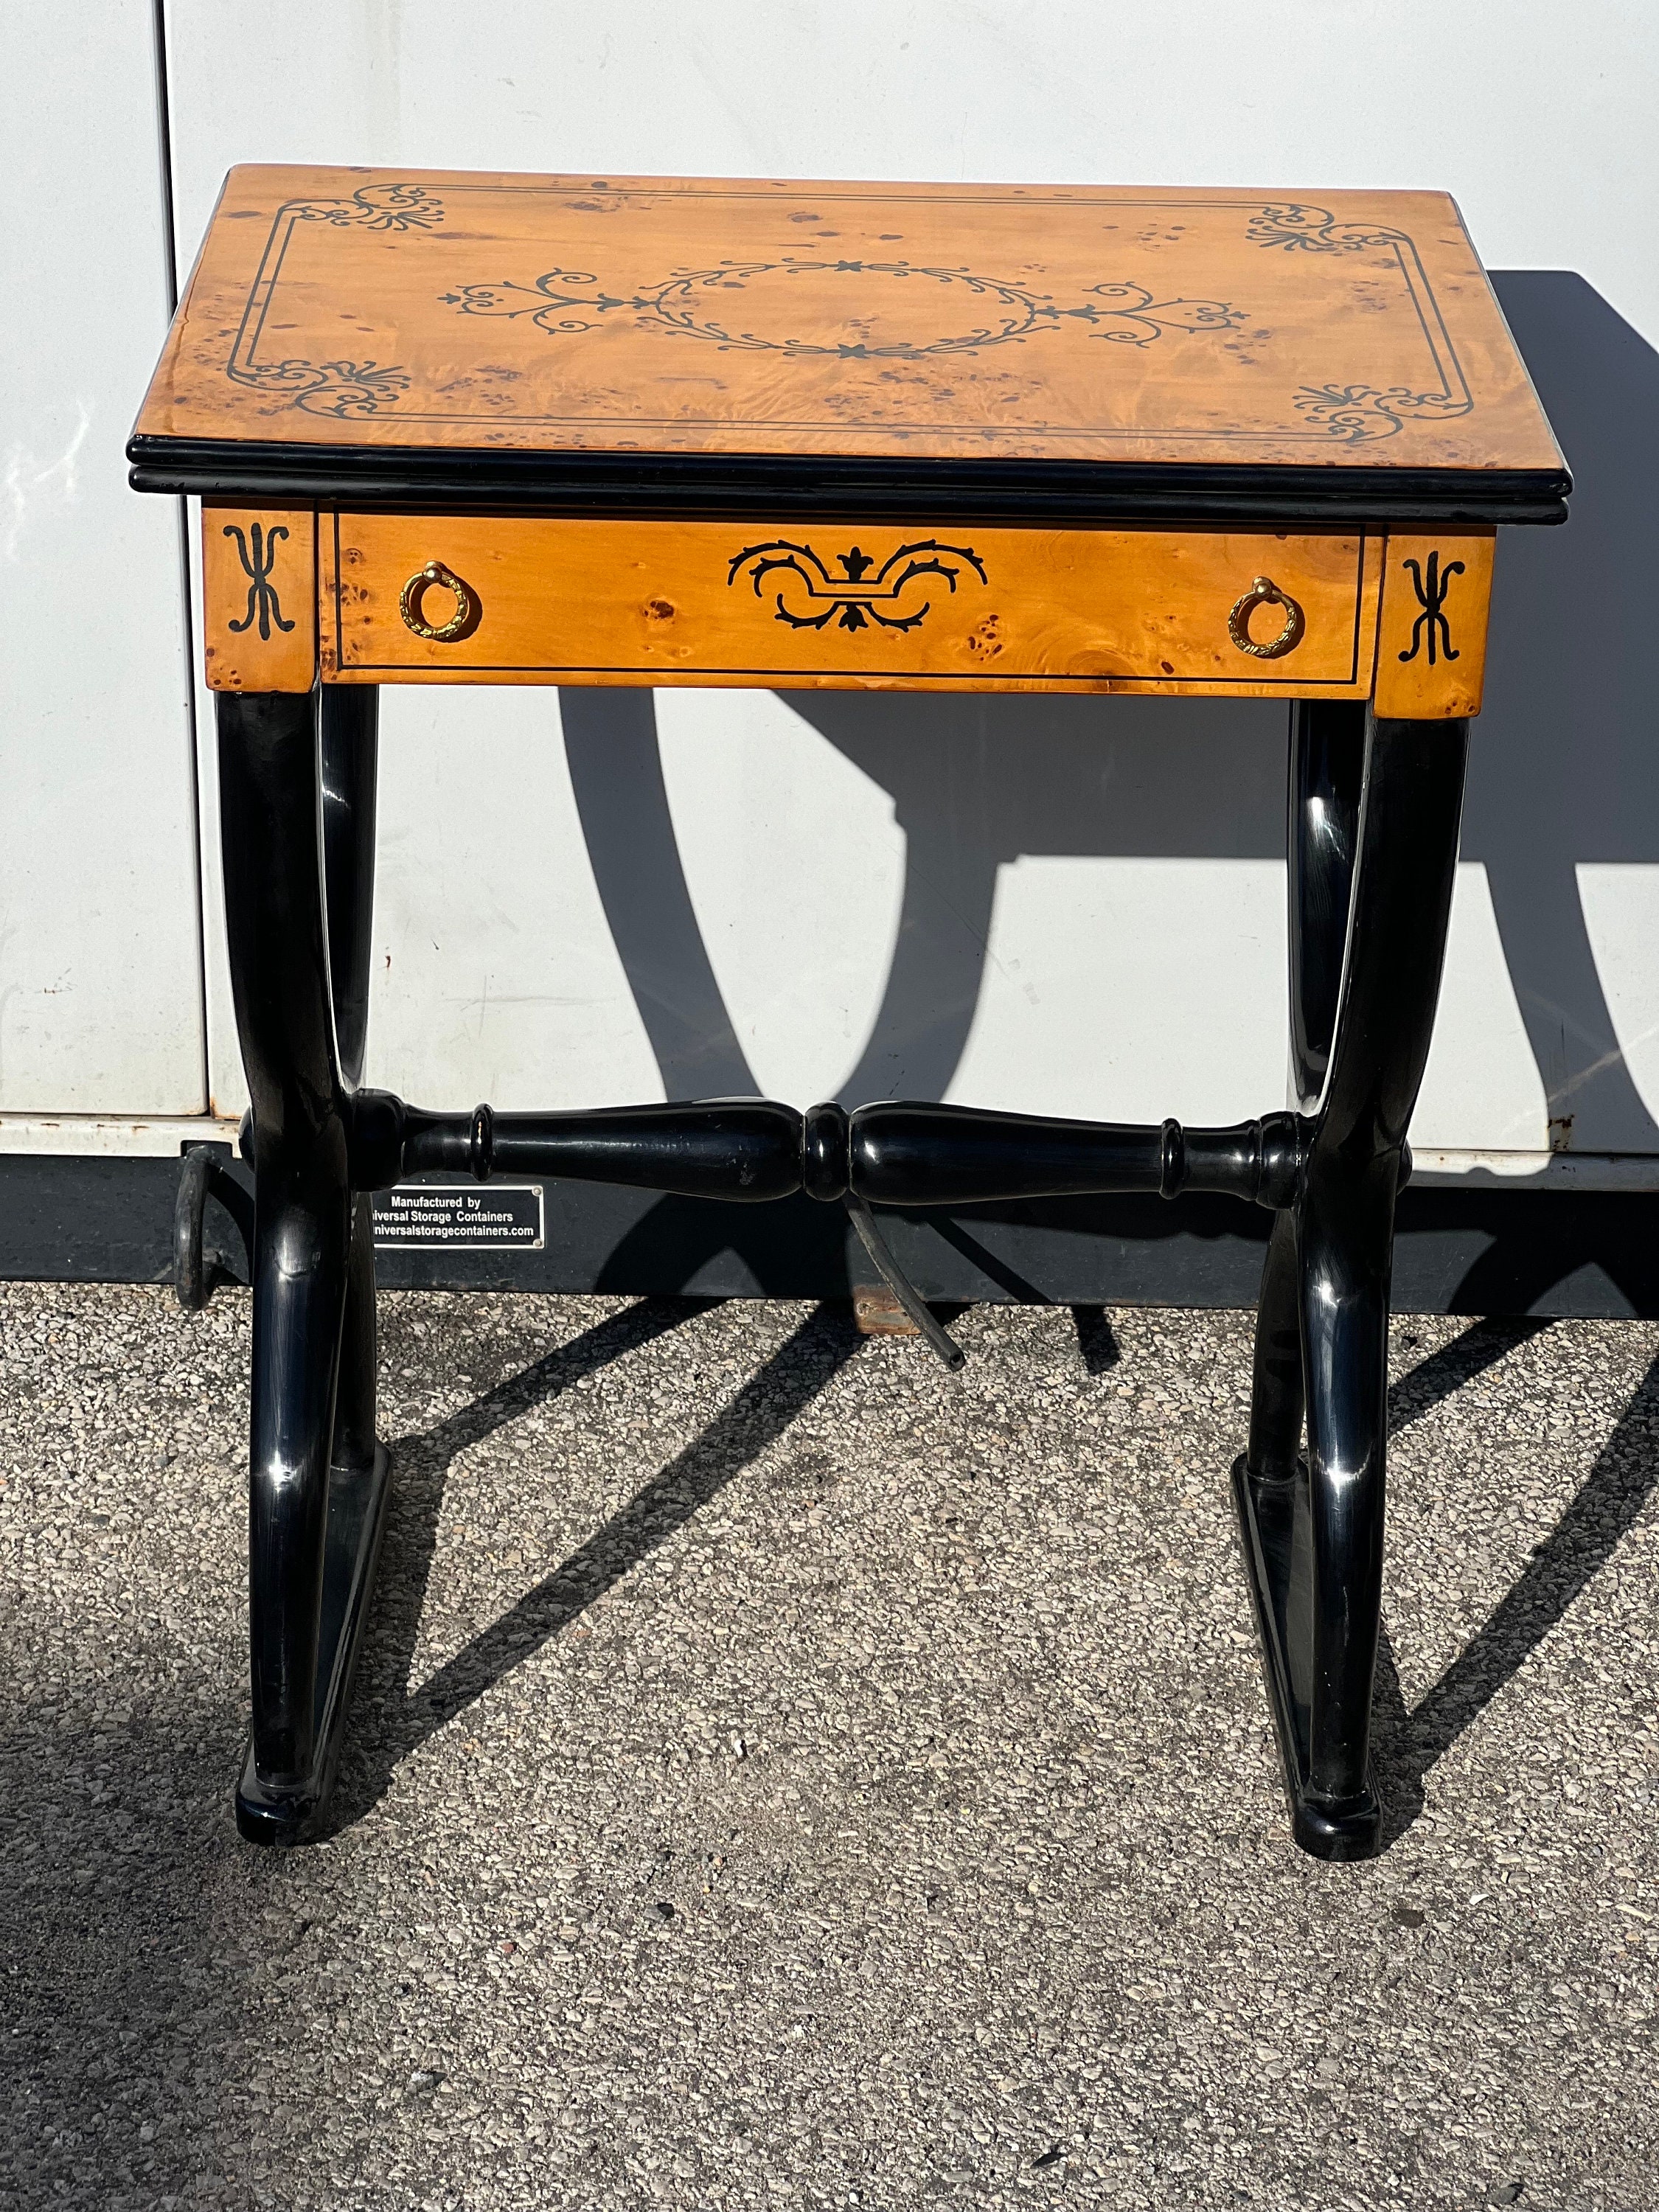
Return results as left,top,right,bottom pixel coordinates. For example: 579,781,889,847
286,183,445,233
1248,204,1414,254
1397,550,1464,666
726,538,988,633
1248,204,1475,442
226,186,445,418
223,523,294,640
231,357,415,419
215,184,1482,459
444,259,1245,361
1293,383,1474,442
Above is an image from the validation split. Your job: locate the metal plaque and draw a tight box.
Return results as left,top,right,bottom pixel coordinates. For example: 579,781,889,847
372,1183,545,1251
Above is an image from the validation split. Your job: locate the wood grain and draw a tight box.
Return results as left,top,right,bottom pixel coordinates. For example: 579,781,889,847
203,507,316,692
1372,534,1493,718
319,514,1382,697
137,166,1562,479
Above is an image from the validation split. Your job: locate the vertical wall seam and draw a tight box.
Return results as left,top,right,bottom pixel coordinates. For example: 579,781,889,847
150,0,210,1117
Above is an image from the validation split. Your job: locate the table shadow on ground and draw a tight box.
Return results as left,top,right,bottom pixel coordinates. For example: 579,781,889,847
331,1300,1653,1861
0,1711,259,2201
1373,1321,1659,1847
328,1298,864,1833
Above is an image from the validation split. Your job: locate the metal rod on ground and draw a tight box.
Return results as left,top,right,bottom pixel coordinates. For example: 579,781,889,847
843,1192,966,1371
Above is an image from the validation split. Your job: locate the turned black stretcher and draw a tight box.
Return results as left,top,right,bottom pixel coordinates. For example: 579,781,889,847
184,687,1465,1857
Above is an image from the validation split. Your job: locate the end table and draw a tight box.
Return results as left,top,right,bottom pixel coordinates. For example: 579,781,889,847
130,167,1569,1856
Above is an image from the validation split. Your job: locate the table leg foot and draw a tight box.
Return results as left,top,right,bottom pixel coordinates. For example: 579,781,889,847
1231,1453,1380,1860
236,1441,392,1846
1234,705,1467,1860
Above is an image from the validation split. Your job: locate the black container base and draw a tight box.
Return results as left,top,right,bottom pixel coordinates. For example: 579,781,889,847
1230,1453,1382,1863
235,1443,392,1846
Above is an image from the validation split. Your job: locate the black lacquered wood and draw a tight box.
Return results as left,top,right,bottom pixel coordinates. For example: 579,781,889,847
1237,708,1470,1859
321,686,378,1092
1300,717,1468,1815
173,1142,255,1312
1287,702,1365,1115
348,1091,1306,1212
220,689,353,1797
234,1444,390,1846
321,687,381,1477
394,1099,806,1200
126,436,1571,529
1245,1208,1305,1486
1245,703,1363,1481
802,1101,851,1202
206,684,1469,1863
219,686,392,1843
850,1102,1301,1208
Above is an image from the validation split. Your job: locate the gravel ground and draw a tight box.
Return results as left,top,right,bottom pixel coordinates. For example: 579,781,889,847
2,1282,1658,2211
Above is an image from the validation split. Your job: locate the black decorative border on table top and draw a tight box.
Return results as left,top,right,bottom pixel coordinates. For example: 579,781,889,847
216,183,1473,448
224,183,445,421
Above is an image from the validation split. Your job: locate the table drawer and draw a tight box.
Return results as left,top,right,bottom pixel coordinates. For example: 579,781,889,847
320,516,1380,695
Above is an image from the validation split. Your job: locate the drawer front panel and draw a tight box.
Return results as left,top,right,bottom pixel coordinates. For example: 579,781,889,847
322,516,1380,694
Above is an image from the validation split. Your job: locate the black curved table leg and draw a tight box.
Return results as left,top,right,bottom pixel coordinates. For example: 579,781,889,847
1287,702,1364,1121
1236,707,1467,1859
1246,1210,1305,1484
1245,705,1359,1481
321,687,383,1481
220,686,389,1846
207,678,1460,1858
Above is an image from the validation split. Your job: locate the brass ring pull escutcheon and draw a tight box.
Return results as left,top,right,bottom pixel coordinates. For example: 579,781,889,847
1227,575,1306,660
400,560,475,642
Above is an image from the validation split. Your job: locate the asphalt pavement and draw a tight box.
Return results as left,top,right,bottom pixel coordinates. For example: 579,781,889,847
3,1282,1658,2210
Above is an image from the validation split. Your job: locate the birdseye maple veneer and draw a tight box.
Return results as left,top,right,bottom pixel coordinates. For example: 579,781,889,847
131,165,1568,1859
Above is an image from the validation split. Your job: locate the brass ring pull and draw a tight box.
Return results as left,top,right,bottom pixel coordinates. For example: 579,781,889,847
1227,574,1306,660
400,560,476,642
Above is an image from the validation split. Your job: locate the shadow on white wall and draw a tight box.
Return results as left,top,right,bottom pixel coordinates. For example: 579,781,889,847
560,272,1659,1154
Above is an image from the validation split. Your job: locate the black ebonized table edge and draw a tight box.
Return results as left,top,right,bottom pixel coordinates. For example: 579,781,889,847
126,435,1572,527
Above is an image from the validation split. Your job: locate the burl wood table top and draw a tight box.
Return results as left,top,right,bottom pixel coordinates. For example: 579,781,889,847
130,166,1568,527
